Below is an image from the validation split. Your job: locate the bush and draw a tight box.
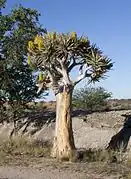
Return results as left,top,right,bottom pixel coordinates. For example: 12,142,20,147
72,86,112,111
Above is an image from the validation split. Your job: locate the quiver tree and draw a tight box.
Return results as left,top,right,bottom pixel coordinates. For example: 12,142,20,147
28,32,113,160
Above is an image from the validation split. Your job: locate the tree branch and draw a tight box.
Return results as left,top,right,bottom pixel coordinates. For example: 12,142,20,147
68,57,85,73
40,65,54,82
52,64,63,75
73,64,91,86
56,57,71,85
68,57,76,72
36,65,57,94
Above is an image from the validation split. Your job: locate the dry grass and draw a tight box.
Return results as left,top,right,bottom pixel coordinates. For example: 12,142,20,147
127,173,131,179
80,148,128,163
0,137,129,164
0,138,131,178
0,137,52,165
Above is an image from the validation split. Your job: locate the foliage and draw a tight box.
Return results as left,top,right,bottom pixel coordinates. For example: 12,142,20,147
0,1,48,122
0,2,47,102
28,32,113,94
0,0,6,10
0,100,26,123
73,86,112,111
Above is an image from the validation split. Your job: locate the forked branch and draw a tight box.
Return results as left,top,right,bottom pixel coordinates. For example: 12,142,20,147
73,64,91,85
68,57,84,73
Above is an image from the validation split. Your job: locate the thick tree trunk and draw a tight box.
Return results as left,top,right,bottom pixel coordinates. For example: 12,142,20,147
51,86,76,161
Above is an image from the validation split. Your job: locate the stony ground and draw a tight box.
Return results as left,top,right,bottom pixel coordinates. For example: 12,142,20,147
0,110,131,179
0,157,131,179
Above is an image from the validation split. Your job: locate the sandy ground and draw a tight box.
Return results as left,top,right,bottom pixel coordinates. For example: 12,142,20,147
0,110,131,179
0,161,123,179
0,166,89,179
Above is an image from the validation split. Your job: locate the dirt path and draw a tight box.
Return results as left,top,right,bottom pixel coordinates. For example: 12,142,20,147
0,157,127,179
0,165,120,179
0,166,91,179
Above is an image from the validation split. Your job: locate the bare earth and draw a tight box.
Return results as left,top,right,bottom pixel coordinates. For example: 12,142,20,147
0,158,126,179
0,110,131,179
0,166,89,179
0,166,114,179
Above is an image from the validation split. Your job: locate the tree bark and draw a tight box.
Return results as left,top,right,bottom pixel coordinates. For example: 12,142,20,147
51,86,76,161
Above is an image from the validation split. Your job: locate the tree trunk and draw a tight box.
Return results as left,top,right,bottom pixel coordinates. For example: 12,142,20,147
51,86,76,161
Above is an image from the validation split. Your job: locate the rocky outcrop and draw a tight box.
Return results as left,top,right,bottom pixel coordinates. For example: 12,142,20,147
0,110,131,150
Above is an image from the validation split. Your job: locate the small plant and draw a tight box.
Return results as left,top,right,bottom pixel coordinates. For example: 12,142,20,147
77,148,127,163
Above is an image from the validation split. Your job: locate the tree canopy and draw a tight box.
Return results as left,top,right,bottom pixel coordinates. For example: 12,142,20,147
0,2,47,103
28,32,113,94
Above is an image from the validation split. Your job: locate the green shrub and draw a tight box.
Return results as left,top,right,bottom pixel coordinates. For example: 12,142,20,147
73,86,112,111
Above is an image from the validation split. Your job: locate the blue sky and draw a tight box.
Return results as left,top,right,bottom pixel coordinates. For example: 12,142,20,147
4,0,131,100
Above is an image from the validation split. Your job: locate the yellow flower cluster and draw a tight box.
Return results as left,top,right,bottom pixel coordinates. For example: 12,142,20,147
34,35,44,50
71,32,77,39
28,41,34,50
46,32,56,40
28,35,44,51
28,32,57,52
34,35,39,44
51,32,56,40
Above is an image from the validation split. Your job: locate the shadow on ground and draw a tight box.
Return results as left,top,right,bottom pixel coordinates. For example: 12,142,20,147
10,109,92,137
107,114,131,151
